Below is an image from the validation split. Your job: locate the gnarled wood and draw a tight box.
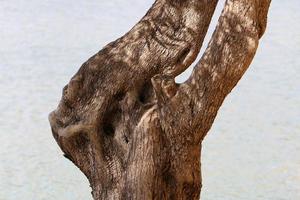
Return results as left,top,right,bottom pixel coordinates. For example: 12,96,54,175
49,0,271,199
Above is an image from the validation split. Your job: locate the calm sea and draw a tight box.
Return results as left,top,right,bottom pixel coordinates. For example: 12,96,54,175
0,0,299,199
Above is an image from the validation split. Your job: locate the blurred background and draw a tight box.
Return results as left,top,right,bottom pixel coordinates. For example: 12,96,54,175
0,0,299,199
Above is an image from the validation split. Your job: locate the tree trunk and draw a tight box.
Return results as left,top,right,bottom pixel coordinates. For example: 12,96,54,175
49,0,271,199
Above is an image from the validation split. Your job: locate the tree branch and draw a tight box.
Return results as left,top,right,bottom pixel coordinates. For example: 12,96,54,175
160,0,272,141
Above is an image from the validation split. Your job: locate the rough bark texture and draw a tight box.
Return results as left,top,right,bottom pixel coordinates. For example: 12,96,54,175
49,0,271,199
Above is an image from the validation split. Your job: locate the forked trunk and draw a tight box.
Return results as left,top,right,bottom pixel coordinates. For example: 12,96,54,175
49,0,271,199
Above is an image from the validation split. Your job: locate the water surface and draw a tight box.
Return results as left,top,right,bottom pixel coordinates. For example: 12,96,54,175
0,1,299,199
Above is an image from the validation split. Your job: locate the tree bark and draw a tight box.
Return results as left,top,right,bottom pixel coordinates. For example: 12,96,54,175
49,0,271,199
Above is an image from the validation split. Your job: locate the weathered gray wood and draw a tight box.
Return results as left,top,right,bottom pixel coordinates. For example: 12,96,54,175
49,0,271,199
